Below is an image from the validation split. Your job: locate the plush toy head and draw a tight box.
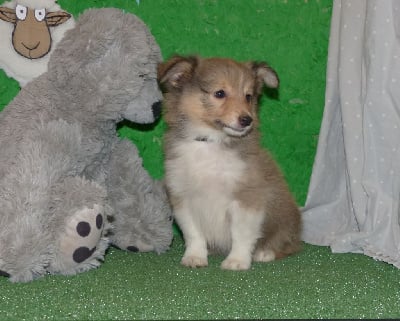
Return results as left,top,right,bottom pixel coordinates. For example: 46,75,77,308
0,0,75,86
47,7,163,124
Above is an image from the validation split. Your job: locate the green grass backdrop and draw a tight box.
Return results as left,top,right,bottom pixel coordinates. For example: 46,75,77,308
0,0,399,319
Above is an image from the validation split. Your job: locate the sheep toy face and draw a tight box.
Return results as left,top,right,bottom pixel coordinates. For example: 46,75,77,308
0,0,75,86
0,4,71,59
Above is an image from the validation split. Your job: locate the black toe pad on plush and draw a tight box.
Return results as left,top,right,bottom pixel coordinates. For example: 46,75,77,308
96,214,103,229
0,270,10,277
127,246,139,252
76,221,91,237
73,246,96,263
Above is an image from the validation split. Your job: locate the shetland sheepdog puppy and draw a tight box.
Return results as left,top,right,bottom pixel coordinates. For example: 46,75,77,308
158,56,301,270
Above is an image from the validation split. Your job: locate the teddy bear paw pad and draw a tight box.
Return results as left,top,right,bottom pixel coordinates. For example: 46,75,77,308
59,205,104,268
0,270,10,278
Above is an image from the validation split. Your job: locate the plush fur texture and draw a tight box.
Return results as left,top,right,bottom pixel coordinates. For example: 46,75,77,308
158,56,301,270
0,8,173,282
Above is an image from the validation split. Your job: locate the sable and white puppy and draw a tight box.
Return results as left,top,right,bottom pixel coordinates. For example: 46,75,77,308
158,56,301,270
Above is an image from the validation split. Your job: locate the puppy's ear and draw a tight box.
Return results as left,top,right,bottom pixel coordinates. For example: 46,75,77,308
247,61,279,92
158,55,198,90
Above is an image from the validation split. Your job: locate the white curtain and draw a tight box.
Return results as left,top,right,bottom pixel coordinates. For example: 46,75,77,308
302,0,400,268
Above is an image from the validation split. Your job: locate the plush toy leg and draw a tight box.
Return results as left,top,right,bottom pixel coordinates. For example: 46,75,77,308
0,120,77,282
47,176,111,277
0,120,109,282
106,140,173,254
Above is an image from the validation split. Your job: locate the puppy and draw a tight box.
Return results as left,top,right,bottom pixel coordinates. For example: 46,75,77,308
158,55,301,270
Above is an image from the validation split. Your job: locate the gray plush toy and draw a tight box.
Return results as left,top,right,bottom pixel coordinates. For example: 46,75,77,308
0,8,173,282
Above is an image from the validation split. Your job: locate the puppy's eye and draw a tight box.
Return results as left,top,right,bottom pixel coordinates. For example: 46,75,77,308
245,94,252,103
214,90,226,99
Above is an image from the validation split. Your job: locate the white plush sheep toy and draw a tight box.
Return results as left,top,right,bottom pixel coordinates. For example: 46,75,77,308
0,0,75,86
0,8,173,282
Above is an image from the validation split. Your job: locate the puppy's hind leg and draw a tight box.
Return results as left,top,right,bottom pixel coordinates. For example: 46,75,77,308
221,202,264,270
253,201,302,262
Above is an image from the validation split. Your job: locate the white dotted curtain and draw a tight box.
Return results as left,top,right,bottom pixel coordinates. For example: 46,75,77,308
302,0,400,268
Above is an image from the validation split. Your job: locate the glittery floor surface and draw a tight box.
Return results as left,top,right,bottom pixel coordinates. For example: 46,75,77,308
1,0,400,319
1,236,399,320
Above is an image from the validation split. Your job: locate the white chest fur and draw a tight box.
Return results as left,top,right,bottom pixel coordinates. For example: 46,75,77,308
166,139,247,250
167,140,245,195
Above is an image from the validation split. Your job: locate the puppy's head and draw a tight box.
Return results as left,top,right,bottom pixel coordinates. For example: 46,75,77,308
158,55,279,138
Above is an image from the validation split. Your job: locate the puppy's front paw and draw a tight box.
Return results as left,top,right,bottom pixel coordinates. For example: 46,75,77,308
181,255,208,268
221,257,251,270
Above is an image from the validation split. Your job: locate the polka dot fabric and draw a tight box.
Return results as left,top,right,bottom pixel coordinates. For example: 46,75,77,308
302,0,400,268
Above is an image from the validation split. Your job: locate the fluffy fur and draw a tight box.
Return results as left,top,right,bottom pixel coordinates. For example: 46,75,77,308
0,8,173,282
158,56,301,270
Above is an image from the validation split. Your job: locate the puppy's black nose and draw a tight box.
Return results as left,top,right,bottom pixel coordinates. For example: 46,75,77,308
152,101,162,120
239,115,253,127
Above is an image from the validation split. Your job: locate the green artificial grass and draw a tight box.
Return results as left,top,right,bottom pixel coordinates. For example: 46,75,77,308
0,0,399,319
1,236,400,320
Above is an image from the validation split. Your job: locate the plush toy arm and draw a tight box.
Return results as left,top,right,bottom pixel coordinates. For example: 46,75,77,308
106,140,173,254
